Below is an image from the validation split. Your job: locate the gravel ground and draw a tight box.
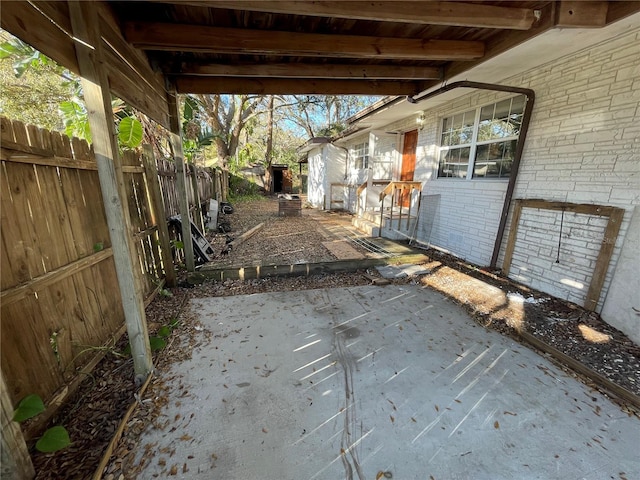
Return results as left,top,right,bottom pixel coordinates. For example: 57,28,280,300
30,196,640,480
205,197,366,267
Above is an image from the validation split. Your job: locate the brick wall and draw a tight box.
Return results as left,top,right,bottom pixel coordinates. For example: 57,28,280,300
413,26,639,309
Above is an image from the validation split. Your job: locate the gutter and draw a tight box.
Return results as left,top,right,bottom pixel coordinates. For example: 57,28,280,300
406,81,535,270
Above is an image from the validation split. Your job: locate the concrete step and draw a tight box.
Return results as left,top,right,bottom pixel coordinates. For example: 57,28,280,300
352,216,380,237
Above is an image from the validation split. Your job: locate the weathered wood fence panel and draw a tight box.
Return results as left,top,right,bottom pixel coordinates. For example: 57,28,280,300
1,115,221,409
0,117,172,408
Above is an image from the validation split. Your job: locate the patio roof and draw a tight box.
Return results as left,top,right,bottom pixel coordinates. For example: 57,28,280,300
3,1,639,129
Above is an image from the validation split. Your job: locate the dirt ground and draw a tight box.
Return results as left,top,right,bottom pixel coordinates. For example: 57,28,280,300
29,195,640,480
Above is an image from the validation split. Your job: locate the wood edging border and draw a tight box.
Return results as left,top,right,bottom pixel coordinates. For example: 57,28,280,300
191,253,430,282
92,372,154,480
518,330,640,409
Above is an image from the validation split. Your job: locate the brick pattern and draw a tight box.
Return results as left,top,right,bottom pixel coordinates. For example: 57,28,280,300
413,27,639,309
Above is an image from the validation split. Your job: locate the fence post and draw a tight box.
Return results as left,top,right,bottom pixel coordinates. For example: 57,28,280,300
142,146,177,288
68,0,152,382
1,370,34,479
189,163,204,232
166,86,195,272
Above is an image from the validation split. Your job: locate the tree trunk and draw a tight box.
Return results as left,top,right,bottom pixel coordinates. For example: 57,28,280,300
265,95,274,168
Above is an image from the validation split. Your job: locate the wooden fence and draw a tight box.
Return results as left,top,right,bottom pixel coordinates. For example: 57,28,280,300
157,157,227,229
0,117,219,413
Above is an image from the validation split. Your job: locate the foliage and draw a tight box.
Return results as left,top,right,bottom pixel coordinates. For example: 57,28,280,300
0,30,143,149
12,394,45,423
35,426,71,453
0,34,71,130
12,394,71,453
0,36,57,77
118,116,143,149
228,173,263,198
59,99,91,141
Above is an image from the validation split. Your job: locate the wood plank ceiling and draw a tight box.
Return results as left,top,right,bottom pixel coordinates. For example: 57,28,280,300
112,0,640,96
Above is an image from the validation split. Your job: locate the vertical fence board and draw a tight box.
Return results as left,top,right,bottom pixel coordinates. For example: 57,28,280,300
36,166,78,264
4,163,47,281
1,115,217,408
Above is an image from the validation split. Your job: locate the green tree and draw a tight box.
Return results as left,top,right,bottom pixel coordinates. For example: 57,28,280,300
0,30,143,149
0,33,72,130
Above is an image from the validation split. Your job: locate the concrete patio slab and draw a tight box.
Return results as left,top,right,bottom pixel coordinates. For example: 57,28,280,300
135,285,640,479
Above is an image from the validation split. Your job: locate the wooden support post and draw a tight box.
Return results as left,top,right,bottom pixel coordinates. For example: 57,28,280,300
501,199,524,276
1,370,35,479
189,163,204,232
142,145,177,287
68,1,152,381
585,208,625,311
167,87,195,272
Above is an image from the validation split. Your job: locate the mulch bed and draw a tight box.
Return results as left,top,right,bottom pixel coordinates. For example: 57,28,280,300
26,196,640,479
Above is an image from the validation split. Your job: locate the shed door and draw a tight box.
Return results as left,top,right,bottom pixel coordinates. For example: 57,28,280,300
399,130,418,207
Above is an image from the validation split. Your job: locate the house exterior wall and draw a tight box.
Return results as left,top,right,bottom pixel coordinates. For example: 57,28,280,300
406,27,639,315
601,206,640,344
324,144,348,210
306,146,325,208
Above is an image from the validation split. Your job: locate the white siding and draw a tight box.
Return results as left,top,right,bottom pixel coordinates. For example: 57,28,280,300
306,146,325,208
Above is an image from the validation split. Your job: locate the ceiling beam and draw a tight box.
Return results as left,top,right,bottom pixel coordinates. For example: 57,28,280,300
174,77,428,95
605,1,640,24
444,2,556,81
176,63,442,80
125,22,485,61
150,1,538,30
555,1,609,27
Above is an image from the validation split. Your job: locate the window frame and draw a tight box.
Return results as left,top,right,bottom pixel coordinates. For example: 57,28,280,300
350,141,369,170
437,95,525,180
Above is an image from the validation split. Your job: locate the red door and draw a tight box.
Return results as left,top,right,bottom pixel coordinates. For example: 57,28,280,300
399,130,418,207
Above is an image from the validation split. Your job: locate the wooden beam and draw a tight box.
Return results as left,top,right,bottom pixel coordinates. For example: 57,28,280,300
166,86,196,272
1,249,113,307
445,2,555,80
556,1,609,28
151,1,537,30
585,208,625,311
606,1,640,24
178,62,442,80
68,0,152,382
0,1,79,75
125,22,485,61
501,199,523,277
1,1,171,130
175,77,428,95
1,370,34,479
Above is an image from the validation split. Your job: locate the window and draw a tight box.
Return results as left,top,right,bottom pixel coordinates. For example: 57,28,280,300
438,95,526,179
351,142,369,170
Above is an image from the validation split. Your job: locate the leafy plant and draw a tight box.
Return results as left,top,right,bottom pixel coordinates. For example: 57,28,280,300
12,394,45,423
149,336,167,352
12,394,71,453
0,37,55,77
158,288,173,298
35,426,71,453
118,116,143,149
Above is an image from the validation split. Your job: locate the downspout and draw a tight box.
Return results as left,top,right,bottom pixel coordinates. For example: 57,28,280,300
407,81,535,269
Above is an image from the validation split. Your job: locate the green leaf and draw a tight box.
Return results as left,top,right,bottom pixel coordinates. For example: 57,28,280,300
169,318,180,329
35,426,71,453
118,117,143,149
93,242,104,252
157,326,172,338
149,336,167,352
13,394,45,423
